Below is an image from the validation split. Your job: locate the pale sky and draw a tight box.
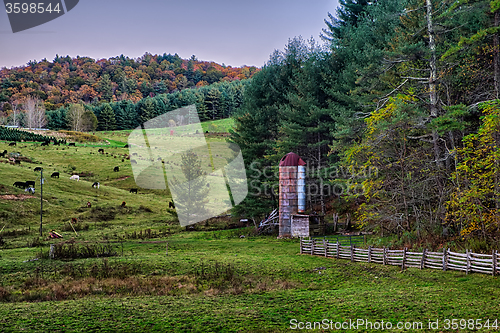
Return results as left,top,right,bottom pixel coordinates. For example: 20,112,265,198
0,0,339,68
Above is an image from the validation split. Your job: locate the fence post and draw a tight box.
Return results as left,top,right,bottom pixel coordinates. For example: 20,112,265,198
402,247,407,271
323,239,327,257
492,250,497,276
49,244,54,259
368,246,372,263
383,247,387,265
351,244,355,262
442,248,446,271
311,239,315,255
300,238,303,255
421,249,426,270
336,242,340,260
466,249,470,275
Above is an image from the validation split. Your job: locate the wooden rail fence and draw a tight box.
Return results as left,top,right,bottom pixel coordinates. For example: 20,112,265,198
300,238,499,276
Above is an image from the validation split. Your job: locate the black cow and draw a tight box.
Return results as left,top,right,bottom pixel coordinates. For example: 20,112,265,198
41,142,49,146
34,167,42,172
169,201,175,209
124,144,129,148
13,181,26,188
68,143,76,146
9,142,16,146
51,172,59,178
14,160,20,165
92,182,100,188
129,188,138,194
98,148,104,154
114,166,119,172
25,181,35,188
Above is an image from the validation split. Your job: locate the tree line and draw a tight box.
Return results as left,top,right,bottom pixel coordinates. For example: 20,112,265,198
231,0,500,246
46,79,248,131
0,52,258,115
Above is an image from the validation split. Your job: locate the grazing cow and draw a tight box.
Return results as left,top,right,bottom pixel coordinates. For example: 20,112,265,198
130,159,137,165
124,144,129,148
86,202,91,208
34,167,42,172
98,148,104,154
13,181,27,188
14,160,20,165
169,201,175,209
9,142,16,146
25,187,35,194
92,182,100,189
41,142,49,146
121,201,126,207
51,172,59,178
0,152,4,158
129,188,138,194
25,181,35,187
114,166,119,172
69,175,80,181
68,142,76,146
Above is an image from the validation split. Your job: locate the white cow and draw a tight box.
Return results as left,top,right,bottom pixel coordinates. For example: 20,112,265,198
69,175,80,181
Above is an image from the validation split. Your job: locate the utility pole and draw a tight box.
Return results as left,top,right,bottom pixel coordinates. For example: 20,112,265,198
39,169,43,237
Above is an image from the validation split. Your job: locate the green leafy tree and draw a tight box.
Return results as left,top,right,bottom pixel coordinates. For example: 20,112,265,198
99,103,116,130
170,150,210,225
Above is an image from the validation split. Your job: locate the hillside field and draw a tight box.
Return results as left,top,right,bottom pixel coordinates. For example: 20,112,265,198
0,124,500,332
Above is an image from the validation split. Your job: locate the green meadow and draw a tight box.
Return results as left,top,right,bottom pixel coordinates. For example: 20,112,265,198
0,124,499,332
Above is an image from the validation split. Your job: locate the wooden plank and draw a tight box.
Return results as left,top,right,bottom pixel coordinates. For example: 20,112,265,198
447,263,468,270
448,251,468,258
470,265,493,272
424,258,444,264
470,252,493,258
470,257,494,263
448,258,467,265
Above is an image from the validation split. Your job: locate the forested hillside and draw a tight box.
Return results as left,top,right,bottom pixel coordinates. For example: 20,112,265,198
232,0,500,248
0,53,256,130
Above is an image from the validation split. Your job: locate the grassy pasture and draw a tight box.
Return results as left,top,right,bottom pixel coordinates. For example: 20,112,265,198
1,123,500,332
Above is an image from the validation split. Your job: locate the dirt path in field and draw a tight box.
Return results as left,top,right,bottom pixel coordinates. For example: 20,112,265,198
0,194,36,200
112,176,131,182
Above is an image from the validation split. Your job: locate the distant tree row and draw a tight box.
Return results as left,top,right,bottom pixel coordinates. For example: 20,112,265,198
0,52,258,112
46,79,249,131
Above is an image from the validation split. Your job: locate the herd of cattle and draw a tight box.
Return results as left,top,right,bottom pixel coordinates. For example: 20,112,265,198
2,143,148,197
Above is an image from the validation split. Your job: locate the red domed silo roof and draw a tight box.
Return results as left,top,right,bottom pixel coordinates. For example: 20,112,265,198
279,152,306,166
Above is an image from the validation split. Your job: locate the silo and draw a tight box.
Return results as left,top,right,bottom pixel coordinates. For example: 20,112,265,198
279,152,306,237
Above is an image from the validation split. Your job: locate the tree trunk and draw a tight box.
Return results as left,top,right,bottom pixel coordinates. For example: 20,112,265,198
426,0,443,168
494,10,499,99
